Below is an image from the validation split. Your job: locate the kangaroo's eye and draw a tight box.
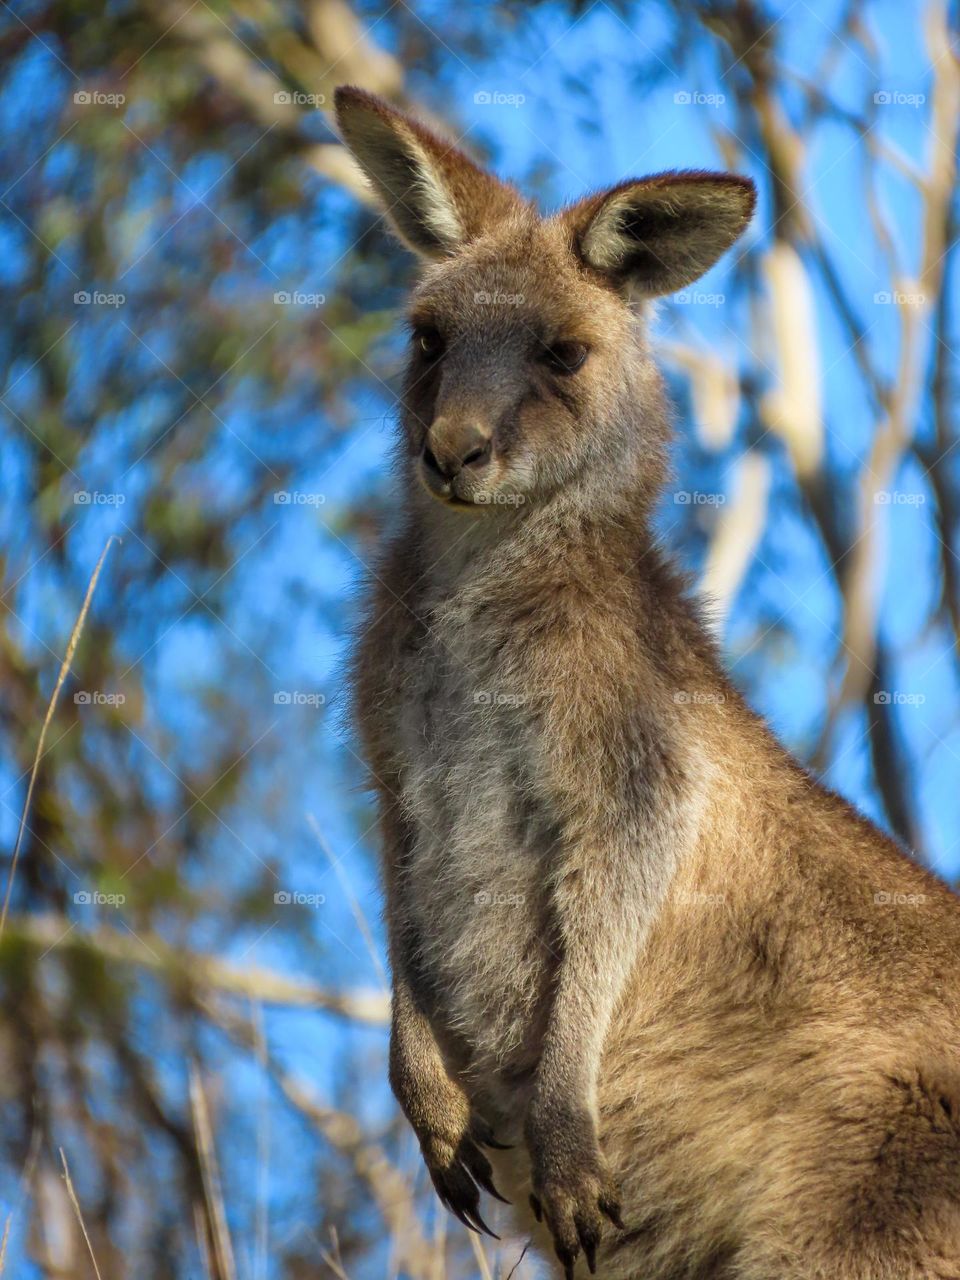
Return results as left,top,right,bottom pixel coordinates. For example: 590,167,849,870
415,326,444,360
541,340,588,375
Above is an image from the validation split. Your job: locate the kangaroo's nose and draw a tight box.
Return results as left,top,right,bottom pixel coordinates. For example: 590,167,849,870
422,424,492,480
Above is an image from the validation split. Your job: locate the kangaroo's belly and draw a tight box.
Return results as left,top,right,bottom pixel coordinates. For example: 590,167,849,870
400,742,556,1093
395,642,557,1106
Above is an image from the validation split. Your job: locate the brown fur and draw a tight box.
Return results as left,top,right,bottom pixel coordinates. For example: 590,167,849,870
337,85,960,1279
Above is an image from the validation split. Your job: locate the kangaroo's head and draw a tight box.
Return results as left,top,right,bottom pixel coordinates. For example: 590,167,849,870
335,87,754,518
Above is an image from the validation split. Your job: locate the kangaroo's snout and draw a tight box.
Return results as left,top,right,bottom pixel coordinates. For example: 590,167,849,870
421,419,492,486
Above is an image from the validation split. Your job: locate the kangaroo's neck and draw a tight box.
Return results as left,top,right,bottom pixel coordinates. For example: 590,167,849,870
407,459,743,719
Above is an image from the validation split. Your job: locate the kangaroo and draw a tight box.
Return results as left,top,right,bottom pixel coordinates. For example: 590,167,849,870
337,85,960,1280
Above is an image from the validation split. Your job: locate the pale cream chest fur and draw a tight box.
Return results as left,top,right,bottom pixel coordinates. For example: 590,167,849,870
390,560,559,1116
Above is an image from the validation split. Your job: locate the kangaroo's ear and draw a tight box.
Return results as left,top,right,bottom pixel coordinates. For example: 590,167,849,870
334,86,523,260
565,171,756,297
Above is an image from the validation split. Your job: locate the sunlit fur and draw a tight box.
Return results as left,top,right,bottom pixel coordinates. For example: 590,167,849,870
340,85,960,1279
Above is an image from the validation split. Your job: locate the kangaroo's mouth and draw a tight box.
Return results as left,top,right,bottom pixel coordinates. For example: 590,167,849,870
424,485,481,511
419,462,486,509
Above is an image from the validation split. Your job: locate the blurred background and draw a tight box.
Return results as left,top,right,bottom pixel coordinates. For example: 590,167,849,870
0,0,957,1275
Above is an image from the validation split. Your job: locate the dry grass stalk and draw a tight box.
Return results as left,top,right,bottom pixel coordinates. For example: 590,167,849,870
202,995,440,1280
0,1215,11,1277
189,1062,237,1280
468,1231,493,1280
0,536,119,940
59,1148,104,1280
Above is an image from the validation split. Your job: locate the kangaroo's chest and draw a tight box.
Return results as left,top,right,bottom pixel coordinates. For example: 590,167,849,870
392,604,556,1086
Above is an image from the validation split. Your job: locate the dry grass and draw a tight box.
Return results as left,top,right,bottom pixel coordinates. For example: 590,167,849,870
0,535,119,939
60,1148,104,1280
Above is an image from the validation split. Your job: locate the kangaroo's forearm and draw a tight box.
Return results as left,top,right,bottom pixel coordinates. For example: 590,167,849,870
531,666,691,1101
375,796,449,1098
521,686,690,1267
389,972,454,1128
534,842,647,1108
374,789,509,1232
